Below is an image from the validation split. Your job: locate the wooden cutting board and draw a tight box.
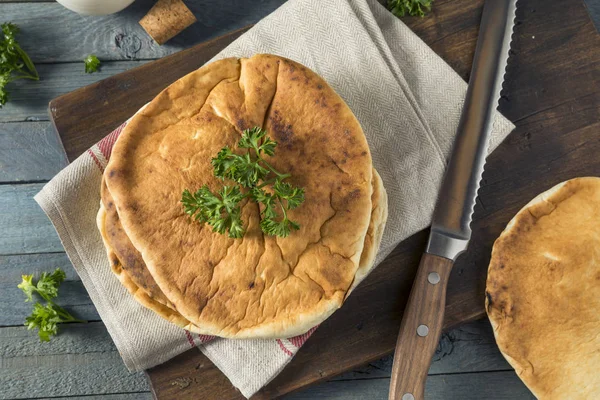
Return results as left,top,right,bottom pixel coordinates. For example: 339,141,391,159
48,0,600,398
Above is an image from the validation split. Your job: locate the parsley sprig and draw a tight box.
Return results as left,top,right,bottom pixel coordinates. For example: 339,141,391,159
18,268,86,342
182,127,305,239
84,54,100,73
388,0,432,17
0,22,39,107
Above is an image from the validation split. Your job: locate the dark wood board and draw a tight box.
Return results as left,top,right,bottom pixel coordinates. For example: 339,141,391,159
48,0,600,399
49,25,251,162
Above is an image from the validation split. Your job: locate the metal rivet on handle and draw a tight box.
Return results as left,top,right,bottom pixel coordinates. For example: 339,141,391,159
428,272,440,284
402,394,415,400
417,324,429,337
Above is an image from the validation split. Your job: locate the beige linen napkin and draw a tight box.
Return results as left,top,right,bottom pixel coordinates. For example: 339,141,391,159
35,0,515,397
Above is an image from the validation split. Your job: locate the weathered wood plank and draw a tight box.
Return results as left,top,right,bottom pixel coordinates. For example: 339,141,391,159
0,322,149,399
0,61,146,123
0,183,62,255
49,26,249,160
0,0,285,63
0,122,67,183
45,395,152,400
0,318,512,399
331,319,510,381
584,0,600,31
284,371,534,400
0,252,100,326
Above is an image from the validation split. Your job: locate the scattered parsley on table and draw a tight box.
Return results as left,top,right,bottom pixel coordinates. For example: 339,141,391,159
0,22,39,107
18,268,86,342
84,54,101,73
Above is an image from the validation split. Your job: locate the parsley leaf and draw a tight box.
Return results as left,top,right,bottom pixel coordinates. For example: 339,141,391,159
37,269,66,299
182,185,245,238
388,0,432,17
26,303,61,342
273,180,305,210
17,274,36,302
0,22,39,107
183,127,304,238
84,54,100,73
18,268,86,342
212,149,270,188
260,217,300,239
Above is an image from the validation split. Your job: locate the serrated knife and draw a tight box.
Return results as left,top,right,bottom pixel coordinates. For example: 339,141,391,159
388,1,517,399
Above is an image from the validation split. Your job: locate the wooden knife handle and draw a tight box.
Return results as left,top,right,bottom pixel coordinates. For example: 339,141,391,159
389,253,455,400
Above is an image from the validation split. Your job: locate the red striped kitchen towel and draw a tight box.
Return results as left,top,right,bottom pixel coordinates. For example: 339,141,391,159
35,0,514,397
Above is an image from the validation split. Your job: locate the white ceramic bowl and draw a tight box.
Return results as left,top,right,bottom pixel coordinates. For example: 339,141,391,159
56,0,135,16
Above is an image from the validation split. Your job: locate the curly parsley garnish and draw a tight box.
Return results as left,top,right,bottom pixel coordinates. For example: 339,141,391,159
388,0,432,17
182,127,305,239
18,268,86,342
84,54,100,73
0,22,39,107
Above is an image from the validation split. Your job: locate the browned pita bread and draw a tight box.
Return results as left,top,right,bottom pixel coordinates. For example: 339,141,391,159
103,54,381,337
486,177,600,399
96,203,200,331
100,179,171,307
99,170,387,335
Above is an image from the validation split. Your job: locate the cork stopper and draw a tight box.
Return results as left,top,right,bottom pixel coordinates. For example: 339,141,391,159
139,0,197,45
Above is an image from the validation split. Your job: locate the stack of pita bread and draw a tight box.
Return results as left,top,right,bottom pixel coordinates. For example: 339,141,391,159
486,177,600,399
96,54,388,339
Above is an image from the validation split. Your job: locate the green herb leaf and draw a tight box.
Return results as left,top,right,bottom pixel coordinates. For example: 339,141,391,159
84,54,100,73
0,22,39,107
273,180,305,210
238,126,266,151
251,187,277,218
18,268,86,341
0,73,9,105
388,0,432,17
183,127,304,238
36,268,66,300
17,274,35,302
26,302,61,342
182,185,246,238
212,147,270,187
260,217,300,238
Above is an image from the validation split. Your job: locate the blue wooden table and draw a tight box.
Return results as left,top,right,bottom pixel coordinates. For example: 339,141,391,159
1,1,598,399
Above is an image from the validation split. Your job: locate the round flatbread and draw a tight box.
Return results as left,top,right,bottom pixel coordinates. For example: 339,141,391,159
99,169,387,335
96,201,200,332
486,177,600,399
100,178,172,307
105,54,377,338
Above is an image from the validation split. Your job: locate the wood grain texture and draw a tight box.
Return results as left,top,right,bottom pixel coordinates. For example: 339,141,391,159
0,183,62,255
42,0,600,398
0,61,147,123
331,319,511,381
389,254,454,400
284,371,535,400
584,0,600,31
49,26,249,161
0,0,283,62
0,319,512,400
0,322,149,399
46,395,152,400
0,122,67,182
0,253,99,326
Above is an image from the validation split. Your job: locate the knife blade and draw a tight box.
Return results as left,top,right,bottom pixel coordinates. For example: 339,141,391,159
388,0,517,399
427,0,518,262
